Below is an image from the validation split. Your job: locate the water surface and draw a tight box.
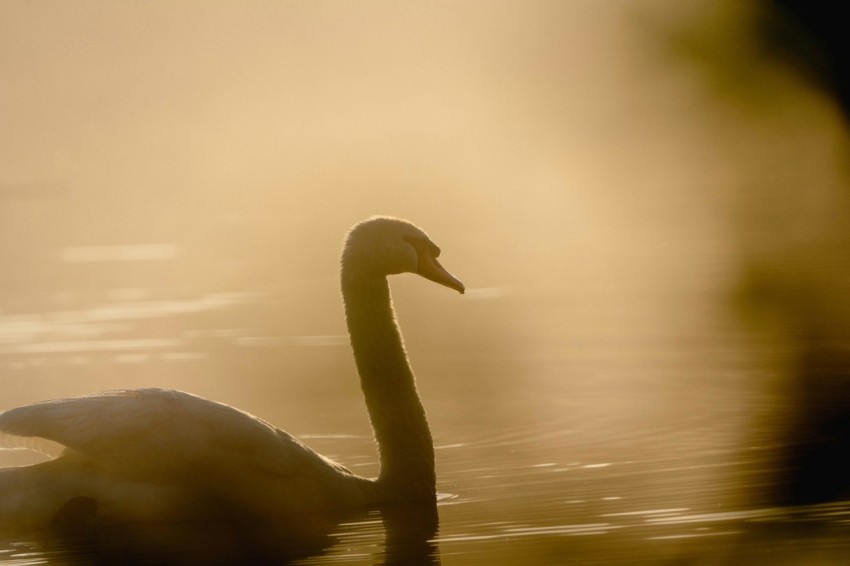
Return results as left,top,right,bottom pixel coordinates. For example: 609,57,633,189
1,285,848,564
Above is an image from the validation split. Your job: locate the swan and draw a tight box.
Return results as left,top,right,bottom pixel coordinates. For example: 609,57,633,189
0,216,464,531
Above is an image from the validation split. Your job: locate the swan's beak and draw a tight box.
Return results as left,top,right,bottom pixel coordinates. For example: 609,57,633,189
417,253,465,294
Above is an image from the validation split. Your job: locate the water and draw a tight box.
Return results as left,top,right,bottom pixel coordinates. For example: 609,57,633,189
1,286,849,565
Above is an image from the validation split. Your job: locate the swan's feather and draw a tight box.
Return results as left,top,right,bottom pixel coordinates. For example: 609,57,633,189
0,431,65,457
0,389,350,484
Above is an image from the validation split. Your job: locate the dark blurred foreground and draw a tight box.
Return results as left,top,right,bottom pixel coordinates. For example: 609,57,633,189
750,0,850,506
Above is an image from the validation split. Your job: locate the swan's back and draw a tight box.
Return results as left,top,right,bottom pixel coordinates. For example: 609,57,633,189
3,390,301,477
0,389,374,523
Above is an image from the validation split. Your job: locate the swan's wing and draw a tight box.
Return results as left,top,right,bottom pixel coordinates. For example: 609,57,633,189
0,389,340,482
0,430,65,458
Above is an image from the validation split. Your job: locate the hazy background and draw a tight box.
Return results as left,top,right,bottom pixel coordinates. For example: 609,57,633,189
2,0,850,562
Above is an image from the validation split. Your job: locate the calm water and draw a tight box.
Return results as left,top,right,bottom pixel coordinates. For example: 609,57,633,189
2,282,849,565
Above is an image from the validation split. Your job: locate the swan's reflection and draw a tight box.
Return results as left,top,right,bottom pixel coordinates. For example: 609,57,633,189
3,501,440,565
380,501,440,566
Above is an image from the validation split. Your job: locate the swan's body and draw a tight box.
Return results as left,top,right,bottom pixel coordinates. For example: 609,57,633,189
0,217,463,531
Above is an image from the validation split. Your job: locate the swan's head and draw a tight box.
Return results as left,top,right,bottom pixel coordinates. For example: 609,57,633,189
342,216,465,294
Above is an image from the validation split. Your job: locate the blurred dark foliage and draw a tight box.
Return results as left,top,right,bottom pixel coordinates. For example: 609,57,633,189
762,0,850,119
759,0,850,505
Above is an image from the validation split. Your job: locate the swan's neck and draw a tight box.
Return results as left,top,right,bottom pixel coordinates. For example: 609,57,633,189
341,270,435,501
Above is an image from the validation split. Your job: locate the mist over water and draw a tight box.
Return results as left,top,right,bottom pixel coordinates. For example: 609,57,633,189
3,1,850,563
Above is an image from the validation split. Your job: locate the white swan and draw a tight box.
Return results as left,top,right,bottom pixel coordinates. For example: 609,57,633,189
0,216,464,531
